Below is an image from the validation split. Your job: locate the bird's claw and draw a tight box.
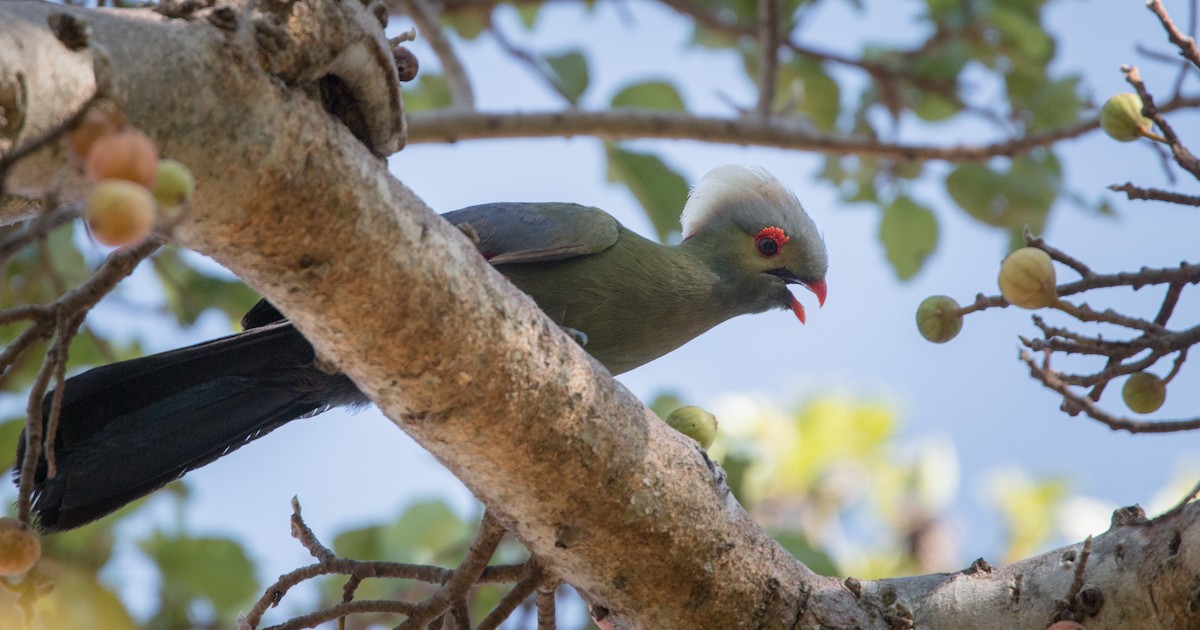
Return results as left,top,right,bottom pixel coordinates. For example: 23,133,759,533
561,326,588,347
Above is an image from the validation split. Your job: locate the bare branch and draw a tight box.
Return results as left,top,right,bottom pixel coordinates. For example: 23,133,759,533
1021,352,1200,433
1109,182,1200,206
397,511,506,629
1124,65,1200,177
476,562,542,630
261,600,417,630
754,0,780,119
1148,0,1200,71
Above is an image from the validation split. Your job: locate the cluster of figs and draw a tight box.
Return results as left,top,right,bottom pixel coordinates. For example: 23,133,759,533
914,92,1170,415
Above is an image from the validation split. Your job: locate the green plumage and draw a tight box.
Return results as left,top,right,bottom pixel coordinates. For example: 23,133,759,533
446,175,827,374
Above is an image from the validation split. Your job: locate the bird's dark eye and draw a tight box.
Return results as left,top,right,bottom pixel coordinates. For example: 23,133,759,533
754,226,789,258
756,237,778,257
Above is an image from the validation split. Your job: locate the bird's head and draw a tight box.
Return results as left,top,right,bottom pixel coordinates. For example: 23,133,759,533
680,165,828,323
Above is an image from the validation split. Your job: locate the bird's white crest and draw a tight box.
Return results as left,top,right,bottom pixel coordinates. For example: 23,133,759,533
680,165,804,240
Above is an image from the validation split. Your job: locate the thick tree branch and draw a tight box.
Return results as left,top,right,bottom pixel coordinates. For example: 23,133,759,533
4,2,1200,628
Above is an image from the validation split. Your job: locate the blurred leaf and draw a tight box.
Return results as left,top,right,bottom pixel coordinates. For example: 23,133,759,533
334,500,468,565
945,153,1060,242
0,566,137,630
989,5,1053,66
912,91,960,122
545,50,590,102
41,520,119,573
1023,75,1082,132
0,419,19,472
691,24,738,50
791,60,841,131
140,534,258,619
611,80,685,111
722,453,753,505
515,2,540,29
605,145,690,243
648,392,685,419
990,472,1069,562
910,40,969,82
771,530,839,576
878,196,938,280
441,7,490,40
331,501,470,603
153,248,259,327
403,74,454,113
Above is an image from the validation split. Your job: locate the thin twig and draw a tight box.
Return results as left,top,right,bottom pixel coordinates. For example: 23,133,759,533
1051,536,1094,624
1025,229,1093,277
405,94,1200,161
1124,66,1200,178
1020,352,1200,433
399,0,475,109
260,600,417,630
536,585,557,630
0,202,82,267
396,511,506,629
754,0,780,119
1155,282,1185,326
289,497,336,563
16,339,58,523
1155,477,1200,521
489,26,578,105
43,311,83,479
1109,182,1200,206
475,562,542,630
1148,0,1200,72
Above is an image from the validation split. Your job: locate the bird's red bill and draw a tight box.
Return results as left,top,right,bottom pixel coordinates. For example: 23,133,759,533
789,294,806,324
788,279,827,325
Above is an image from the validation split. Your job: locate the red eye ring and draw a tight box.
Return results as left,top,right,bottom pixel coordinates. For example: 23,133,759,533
754,226,789,258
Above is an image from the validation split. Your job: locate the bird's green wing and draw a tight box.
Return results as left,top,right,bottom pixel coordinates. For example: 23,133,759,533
443,202,620,265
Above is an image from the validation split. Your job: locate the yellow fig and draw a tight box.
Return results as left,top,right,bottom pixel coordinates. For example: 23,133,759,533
999,247,1057,309
86,180,157,247
1122,372,1166,414
666,406,718,450
0,517,40,576
916,295,963,343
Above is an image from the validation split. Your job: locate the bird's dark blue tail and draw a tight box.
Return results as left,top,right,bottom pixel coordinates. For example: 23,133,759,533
14,318,364,532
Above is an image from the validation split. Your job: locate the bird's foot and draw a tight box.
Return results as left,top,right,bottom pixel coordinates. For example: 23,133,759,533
457,222,481,245
561,326,588,347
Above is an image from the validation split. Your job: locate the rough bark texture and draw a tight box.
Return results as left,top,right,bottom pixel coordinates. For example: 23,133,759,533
2,3,1199,628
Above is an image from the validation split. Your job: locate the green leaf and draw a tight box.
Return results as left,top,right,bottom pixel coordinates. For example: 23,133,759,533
912,91,961,122
140,534,258,617
605,145,690,243
403,73,454,113
648,392,685,420
989,6,1053,66
441,7,490,40
0,418,21,472
545,50,590,102
1023,75,1082,132
878,196,938,280
792,60,841,131
610,80,685,111
334,500,469,565
691,24,738,50
944,153,1061,240
515,2,540,29
771,530,840,576
152,248,259,327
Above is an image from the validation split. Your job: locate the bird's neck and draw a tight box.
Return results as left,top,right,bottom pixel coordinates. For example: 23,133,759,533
675,229,764,319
